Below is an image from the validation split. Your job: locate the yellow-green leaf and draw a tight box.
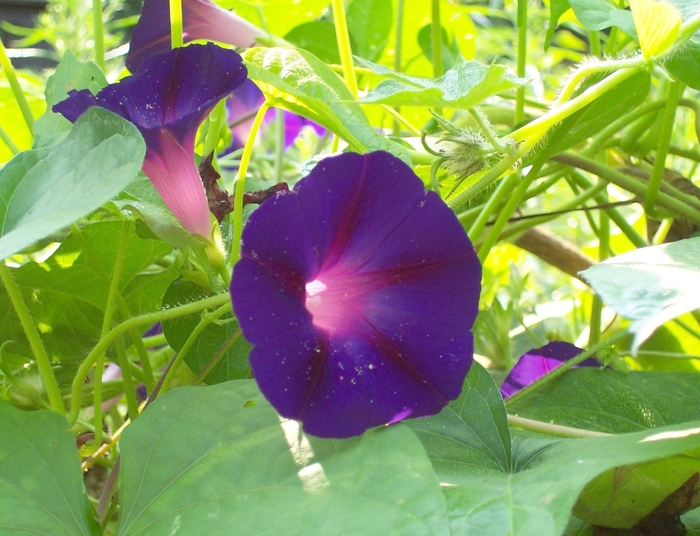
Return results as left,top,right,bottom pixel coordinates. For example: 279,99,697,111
630,0,682,59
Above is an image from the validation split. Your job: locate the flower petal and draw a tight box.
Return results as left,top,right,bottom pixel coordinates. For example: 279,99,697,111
231,150,481,438
126,0,263,72
141,129,213,237
500,341,600,398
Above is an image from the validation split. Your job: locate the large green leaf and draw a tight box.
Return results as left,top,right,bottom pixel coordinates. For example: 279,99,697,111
580,237,700,354
117,380,449,535
284,21,340,64
347,0,393,62
568,0,636,35
438,422,700,535
161,280,251,384
542,71,650,157
0,401,98,536
407,360,700,535
1,221,176,369
0,108,145,261
242,47,410,163
32,51,107,149
220,0,330,39
357,55,525,108
407,362,511,479
507,368,700,434
545,0,573,49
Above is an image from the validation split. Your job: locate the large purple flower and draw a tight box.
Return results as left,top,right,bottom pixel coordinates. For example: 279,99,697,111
126,0,264,72
54,43,247,238
500,341,600,398
230,151,482,438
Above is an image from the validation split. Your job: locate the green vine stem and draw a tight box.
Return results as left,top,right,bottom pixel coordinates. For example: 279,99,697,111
68,223,156,390
0,37,34,135
0,263,65,414
515,0,527,125
202,99,226,157
644,81,683,216
231,101,271,265
92,0,106,71
67,293,230,426
505,329,629,408
500,181,608,241
169,0,184,48
552,153,700,226
507,415,611,439
114,338,140,420
88,221,130,453
274,108,285,185
568,169,647,248
0,123,19,155
159,302,232,393
192,328,242,385
431,0,442,79
331,0,359,96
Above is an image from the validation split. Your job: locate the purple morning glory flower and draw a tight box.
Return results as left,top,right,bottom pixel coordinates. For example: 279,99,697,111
500,341,600,398
126,0,264,72
54,43,247,238
226,80,326,152
230,150,481,439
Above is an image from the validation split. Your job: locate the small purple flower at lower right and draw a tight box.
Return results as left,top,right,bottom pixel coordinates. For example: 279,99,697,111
500,341,601,399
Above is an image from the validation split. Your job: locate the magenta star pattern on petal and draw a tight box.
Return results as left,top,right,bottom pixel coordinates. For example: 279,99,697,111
54,43,247,238
500,341,601,398
230,150,482,438
126,0,264,72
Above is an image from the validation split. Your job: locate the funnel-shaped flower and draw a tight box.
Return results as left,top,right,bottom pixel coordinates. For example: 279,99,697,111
230,150,481,438
126,0,264,72
500,341,600,398
54,43,247,238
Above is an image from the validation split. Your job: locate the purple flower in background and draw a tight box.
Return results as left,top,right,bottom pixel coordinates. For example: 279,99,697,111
54,44,247,238
126,0,264,72
500,341,600,398
226,80,326,152
230,150,481,438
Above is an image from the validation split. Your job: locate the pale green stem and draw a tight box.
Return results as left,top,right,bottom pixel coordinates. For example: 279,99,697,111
331,0,359,96
515,0,527,125
67,293,230,426
202,99,226,157
169,0,184,48
68,223,156,390
552,153,700,227
431,0,442,79
0,37,34,134
644,81,683,216
500,182,608,240
505,330,629,408
392,0,405,135
231,101,271,265
88,222,129,453
0,123,19,155
92,0,106,71
507,415,611,438
381,104,421,136
159,302,232,393
274,108,284,184
192,328,242,385
512,67,640,141
114,338,140,420
0,263,64,414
